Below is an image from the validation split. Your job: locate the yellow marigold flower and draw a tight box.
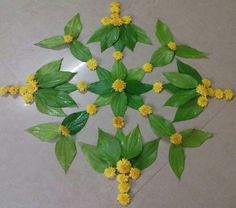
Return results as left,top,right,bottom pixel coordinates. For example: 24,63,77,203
100,17,111,26
167,41,177,51
0,86,9,96
110,2,120,7
23,93,34,104
113,117,125,129
9,86,19,96
142,63,153,73
117,193,131,206
76,82,88,93
122,16,132,25
117,174,129,183
110,6,120,14
110,13,119,19
25,75,35,84
197,96,208,107
111,17,123,26
214,89,224,100
170,132,182,145
113,51,123,60
202,79,211,88
118,182,130,193
112,79,126,92
59,125,70,137
224,89,234,101
87,58,98,71
104,167,116,179
64,34,73,43
207,88,215,97
117,159,131,174
196,85,208,97
27,81,38,94
153,82,163,93
139,105,153,117
129,168,141,180
86,104,97,116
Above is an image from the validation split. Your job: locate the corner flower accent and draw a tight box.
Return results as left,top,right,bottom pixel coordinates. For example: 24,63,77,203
104,167,116,179
87,58,98,71
76,81,88,93
113,51,123,60
142,63,153,73
139,105,153,117
86,104,97,116
113,116,125,129
59,125,70,137
112,79,126,92
170,132,182,145
153,82,163,93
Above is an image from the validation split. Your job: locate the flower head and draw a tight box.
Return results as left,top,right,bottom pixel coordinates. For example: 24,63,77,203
87,58,98,71
112,79,126,92
25,75,35,84
64,35,73,43
113,51,123,60
202,79,211,88
110,2,120,8
86,104,97,116
197,96,208,107
117,159,131,174
129,168,141,180
207,88,215,97
59,125,70,137
118,182,130,193
122,16,132,25
110,13,120,19
23,93,34,104
117,174,129,183
0,86,9,96
170,133,182,145
153,82,163,93
167,41,177,51
117,193,131,206
224,89,234,101
113,117,125,129
27,81,38,94
196,85,208,97
142,63,153,73
139,105,153,116
110,6,120,14
9,86,20,96
111,17,123,26
104,167,116,179
214,89,224,100
76,82,88,93
101,17,111,26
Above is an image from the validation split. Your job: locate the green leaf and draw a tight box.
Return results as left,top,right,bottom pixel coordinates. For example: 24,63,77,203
88,80,112,95
111,61,127,80
37,71,75,88
164,72,199,89
122,25,137,51
115,129,126,142
174,98,203,122
35,36,65,49
97,129,121,166
37,89,76,108
27,123,60,142
126,68,145,81
149,114,176,138
101,26,120,52
130,24,152,45
164,83,186,94
150,46,175,67
111,92,127,116
55,83,77,93
176,45,207,59
80,143,109,173
62,111,89,135
113,38,126,52
133,139,159,170
177,59,202,83
70,40,92,62
94,95,112,107
96,67,112,81
120,126,143,160
169,144,185,179
64,13,82,38
127,94,144,110
126,80,152,95
156,20,174,45
55,136,77,173
164,90,198,107
181,129,213,148
87,25,113,43
35,95,66,117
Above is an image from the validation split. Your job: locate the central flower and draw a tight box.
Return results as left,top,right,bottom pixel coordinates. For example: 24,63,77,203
112,79,126,92
170,133,182,145
116,159,131,174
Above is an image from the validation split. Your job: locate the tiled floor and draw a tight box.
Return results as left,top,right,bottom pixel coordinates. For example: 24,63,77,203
0,0,235,208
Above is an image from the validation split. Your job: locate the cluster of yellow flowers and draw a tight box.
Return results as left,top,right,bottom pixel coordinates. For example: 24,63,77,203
104,159,141,206
59,125,70,137
139,104,153,116
101,2,132,27
0,75,38,104
196,78,234,108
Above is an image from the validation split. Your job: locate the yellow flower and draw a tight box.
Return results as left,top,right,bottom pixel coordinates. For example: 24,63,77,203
122,16,132,25
104,167,116,179
19,86,28,96
118,183,130,193
9,86,19,95
110,2,120,8
142,63,153,73
110,6,120,14
27,81,38,94
170,133,182,145
129,168,141,180
117,174,129,183
214,89,224,100
224,89,234,101
100,17,111,26
112,51,123,60
196,85,208,97
111,17,123,26
76,82,88,93
117,159,131,174
0,86,9,96
139,105,153,117
202,79,211,88
63,34,73,43
167,41,177,51
207,88,215,97
117,193,131,206
113,117,125,129
23,93,34,104
197,96,208,107
112,79,126,92
110,13,119,19
86,104,97,116
25,75,35,84
153,82,163,93
87,58,98,71
59,125,70,137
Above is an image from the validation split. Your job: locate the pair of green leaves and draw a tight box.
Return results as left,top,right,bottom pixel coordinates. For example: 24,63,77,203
148,114,213,179
88,24,152,52
80,126,159,173
163,60,204,122
34,59,77,117
35,14,92,62
150,20,207,67
89,61,152,116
